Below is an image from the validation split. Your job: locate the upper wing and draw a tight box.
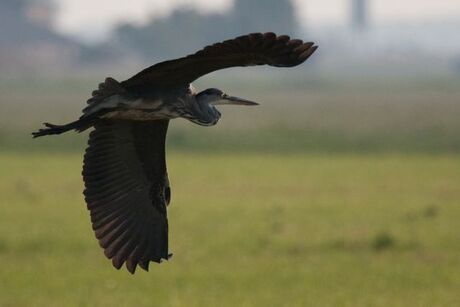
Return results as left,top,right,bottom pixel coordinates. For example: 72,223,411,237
121,32,318,92
83,120,171,274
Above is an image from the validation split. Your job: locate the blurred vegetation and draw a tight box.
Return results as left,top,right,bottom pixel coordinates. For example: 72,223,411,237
0,152,459,306
1,1,459,306
1,74,459,154
1,74,460,305
115,0,299,60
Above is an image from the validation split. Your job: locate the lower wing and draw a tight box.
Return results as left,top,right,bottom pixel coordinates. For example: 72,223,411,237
83,119,171,273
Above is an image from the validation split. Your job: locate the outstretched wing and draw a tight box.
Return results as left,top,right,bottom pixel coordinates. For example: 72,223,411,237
83,120,171,274
121,32,318,92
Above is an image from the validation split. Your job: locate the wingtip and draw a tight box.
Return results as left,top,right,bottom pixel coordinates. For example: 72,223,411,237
309,45,319,56
299,45,319,61
126,260,137,274
112,257,125,271
139,260,150,272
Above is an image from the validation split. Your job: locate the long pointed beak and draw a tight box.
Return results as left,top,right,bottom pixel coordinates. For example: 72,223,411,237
214,95,259,106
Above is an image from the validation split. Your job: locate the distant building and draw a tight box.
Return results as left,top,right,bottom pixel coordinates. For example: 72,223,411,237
351,0,369,30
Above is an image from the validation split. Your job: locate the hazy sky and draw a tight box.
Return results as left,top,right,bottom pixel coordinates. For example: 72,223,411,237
54,0,460,42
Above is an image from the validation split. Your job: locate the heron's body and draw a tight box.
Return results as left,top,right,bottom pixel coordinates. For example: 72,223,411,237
80,82,221,125
32,32,318,273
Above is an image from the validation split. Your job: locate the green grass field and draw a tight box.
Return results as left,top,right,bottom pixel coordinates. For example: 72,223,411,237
1,152,459,306
1,76,459,305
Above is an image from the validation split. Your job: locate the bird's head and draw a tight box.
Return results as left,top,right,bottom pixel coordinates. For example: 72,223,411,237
188,88,258,126
196,88,259,107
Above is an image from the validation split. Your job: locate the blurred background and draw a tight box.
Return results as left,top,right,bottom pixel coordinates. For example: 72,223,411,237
0,0,459,306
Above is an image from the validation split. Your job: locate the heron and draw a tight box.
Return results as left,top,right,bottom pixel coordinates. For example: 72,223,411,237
32,32,318,273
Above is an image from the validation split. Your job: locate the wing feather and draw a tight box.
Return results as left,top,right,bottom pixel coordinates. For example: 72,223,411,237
121,32,318,91
83,120,170,273
112,212,149,270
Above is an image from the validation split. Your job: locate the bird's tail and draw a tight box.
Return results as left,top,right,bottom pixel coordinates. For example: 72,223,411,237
32,117,95,138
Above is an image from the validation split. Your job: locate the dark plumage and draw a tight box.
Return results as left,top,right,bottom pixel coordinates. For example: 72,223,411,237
122,32,317,91
83,120,171,273
32,33,318,273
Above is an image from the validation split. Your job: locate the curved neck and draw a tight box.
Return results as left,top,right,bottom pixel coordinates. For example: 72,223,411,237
183,95,221,126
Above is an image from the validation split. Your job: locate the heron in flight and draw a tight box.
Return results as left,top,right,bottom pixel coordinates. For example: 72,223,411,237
33,32,318,273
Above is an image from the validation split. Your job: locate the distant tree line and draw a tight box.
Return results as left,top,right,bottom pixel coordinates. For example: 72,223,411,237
115,0,300,60
0,0,301,71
